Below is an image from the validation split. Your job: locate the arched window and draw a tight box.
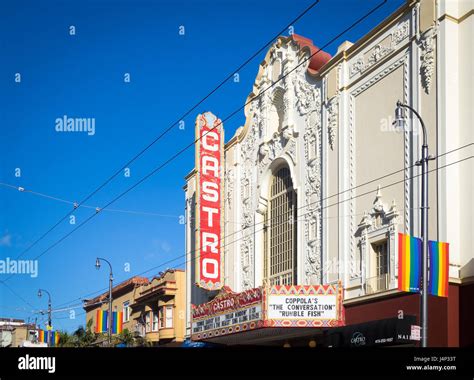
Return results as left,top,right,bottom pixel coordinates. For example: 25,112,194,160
264,166,297,285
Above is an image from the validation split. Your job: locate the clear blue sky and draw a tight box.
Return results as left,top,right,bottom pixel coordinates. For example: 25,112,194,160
0,0,404,332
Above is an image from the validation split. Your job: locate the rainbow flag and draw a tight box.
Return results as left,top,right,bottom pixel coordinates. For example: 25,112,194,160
49,331,60,346
38,329,45,343
95,310,108,333
428,241,449,297
112,311,123,334
398,233,422,292
38,330,60,346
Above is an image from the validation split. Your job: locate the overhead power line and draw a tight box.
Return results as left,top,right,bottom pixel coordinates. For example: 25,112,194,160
9,0,322,262
50,153,473,312
6,0,388,271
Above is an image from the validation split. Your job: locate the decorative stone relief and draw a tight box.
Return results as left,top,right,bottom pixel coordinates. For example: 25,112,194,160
349,19,410,78
239,106,259,290
225,168,234,210
301,84,322,284
240,237,253,290
294,75,318,115
327,97,338,151
419,28,436,94
392,20,410,45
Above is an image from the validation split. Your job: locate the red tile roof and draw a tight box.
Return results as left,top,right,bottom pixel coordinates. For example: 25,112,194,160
290,34,332,74
83,276,149,308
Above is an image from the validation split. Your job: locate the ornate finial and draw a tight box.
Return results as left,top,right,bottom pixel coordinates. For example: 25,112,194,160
374,185,382,204
389,199,397,213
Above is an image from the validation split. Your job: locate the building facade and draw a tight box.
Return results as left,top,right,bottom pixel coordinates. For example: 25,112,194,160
83,270,186,346
184,0,473,346
131,269,187,346
0,318,39,347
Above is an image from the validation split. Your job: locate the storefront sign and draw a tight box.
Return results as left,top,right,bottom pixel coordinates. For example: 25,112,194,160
195,112,224,290
328,315,418,347
410,325,421,341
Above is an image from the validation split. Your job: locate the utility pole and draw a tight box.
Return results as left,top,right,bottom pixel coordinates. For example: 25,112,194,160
394,100,434,347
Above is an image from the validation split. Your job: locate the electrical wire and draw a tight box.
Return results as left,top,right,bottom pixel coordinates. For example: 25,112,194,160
49,154,473,312
9,0,323,262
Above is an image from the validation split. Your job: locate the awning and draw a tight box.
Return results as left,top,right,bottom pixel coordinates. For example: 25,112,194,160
328,315,418,347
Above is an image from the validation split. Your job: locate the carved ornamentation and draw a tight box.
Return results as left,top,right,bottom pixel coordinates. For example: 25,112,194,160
392,20,410,45
349,19,410,78
368,44,391,66
419,29,436,94
302,85,322,284
349,57,365,77
225,169,234,210
327,97,338,150
294,76,318,116
357,187,400,293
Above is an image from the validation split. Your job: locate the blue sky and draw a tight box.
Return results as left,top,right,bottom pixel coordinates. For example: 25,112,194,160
0,0,404,332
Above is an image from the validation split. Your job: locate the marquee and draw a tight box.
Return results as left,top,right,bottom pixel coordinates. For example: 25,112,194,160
191,284,344,341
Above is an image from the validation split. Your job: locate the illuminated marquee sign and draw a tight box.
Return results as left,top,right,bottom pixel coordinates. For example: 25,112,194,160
191,284,344,341
265,284,343,327
191,287,263,339
195,112,224,290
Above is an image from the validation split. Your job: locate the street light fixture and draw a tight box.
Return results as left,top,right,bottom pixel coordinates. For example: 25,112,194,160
95,257,113,346
393,100,434,348
37,288,52,347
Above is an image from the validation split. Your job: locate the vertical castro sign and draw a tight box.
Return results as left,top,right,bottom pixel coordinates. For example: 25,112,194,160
196,112,224,290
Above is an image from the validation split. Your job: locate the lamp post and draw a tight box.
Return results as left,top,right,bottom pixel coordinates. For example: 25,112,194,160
394,100,434,347
37,289,52,347
96,257,113,346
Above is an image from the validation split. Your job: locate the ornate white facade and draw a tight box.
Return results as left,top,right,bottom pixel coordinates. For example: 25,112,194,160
184,0,473,341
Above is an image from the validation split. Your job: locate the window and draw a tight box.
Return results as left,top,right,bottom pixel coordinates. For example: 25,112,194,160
145,312,151,333
374,241,388,277
165,306,173,328
366,240,389,293
152,312,159,332
159,306,173,328
159,307,165,329
265,166,297,286
123,301,130,323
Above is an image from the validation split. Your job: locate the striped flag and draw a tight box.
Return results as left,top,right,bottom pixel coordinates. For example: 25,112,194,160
112,311,123,334
398,233,422,292
38,330,60,346
50,331,60,346
428,241,449,297
38,329,45,343
95,310,108,333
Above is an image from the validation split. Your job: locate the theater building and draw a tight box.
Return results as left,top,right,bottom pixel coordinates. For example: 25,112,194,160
183,0,473,347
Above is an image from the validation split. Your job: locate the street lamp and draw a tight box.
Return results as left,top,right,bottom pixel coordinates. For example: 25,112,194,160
37,288,52,347
96,257,113,346
393,100,434,347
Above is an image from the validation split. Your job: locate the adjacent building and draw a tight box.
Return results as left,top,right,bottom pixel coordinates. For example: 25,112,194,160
83,270,186,346
184,0,473,347
131,269,187,346
0,318,40,347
